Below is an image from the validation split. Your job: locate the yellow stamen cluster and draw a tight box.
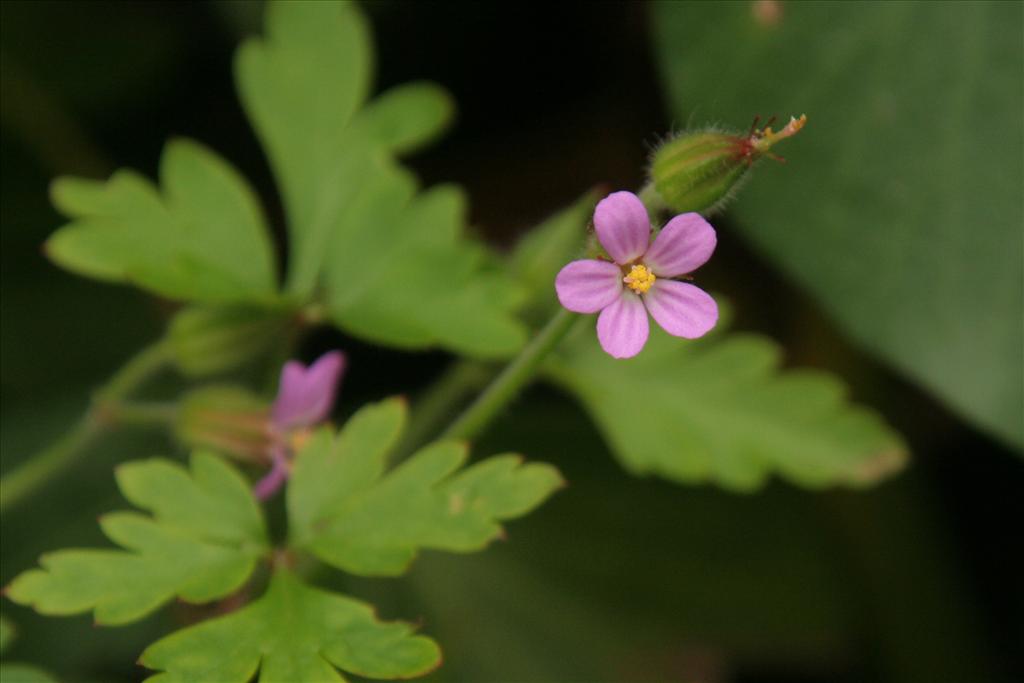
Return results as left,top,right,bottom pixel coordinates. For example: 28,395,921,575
624,264,656,294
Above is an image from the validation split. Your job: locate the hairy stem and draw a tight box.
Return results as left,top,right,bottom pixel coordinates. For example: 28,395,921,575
440,308,578,442
0,341,173,511
637,180,666,216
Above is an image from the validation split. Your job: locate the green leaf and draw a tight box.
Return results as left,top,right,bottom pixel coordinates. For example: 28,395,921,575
0,664,59,683
320,160,526,357
5,453,268,625
140,569,440,683
46,138,278,304
168,305,294,377
508,190,598,318
288,398,564,576
350,81,455,155
235,0,371,297
652,1,1024,447
237,0,524,357
546,324,907,491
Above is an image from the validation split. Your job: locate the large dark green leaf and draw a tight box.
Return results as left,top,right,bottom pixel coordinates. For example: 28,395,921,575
652,1,1023,448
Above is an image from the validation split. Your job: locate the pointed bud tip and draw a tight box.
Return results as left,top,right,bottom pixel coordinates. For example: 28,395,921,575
647,115,807,214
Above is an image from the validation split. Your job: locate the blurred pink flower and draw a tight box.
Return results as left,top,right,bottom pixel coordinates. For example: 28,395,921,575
555,191,718,359
254,350,346,500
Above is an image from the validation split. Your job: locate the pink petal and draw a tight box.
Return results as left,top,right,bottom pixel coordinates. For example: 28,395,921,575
272,350,346,430
593,191,651,265
643,280,718,339
643,212,717,277
555,259,624,313
597,292,649,359
253,448,289,501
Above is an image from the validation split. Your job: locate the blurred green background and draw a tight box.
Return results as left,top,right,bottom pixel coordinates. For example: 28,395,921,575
1,1,1021,682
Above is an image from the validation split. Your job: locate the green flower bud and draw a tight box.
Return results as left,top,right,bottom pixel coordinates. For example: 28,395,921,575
174,385,271,463
647,114,806,215
168,305,295,377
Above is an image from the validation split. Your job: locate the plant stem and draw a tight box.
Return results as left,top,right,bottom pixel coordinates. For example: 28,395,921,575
0,418,104,513
638,181,666,216
95,341,173,403
394,360,494,459
103,401,179,427
0,340,172,511
440,308,578,442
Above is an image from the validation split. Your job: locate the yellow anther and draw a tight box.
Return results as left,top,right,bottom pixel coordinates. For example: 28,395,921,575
624,264,656,294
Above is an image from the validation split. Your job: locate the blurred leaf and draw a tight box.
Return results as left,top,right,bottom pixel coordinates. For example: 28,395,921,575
234,0,371,297
140,568,439,682
351,81,455,155
238,0,522,357
0,664,59,683
653,1,1024,447
289,398,563,576
46,139,278,304
508,190,597,318
6,453,268,625
546,324,907,490
319,160,526,356
168,305,294,378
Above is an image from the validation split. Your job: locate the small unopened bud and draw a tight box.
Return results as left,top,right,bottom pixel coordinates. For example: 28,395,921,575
647,114,807,215
169,306,294,378
175,385,271,463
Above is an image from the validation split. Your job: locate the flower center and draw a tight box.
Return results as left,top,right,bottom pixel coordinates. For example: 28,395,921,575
624,264,656,294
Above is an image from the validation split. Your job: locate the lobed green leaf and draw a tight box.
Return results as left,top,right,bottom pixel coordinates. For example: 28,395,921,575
47,139,278,304
235,0,372,298
237,0,524,357
546,324,908,491
289,398,564,576
168,305,294,378
320,161,527,357
5,453,268,625
140,569,440,683
350,81,455,155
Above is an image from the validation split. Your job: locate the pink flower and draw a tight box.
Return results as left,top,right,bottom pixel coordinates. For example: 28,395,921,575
253,351,346,500
555,191,718,359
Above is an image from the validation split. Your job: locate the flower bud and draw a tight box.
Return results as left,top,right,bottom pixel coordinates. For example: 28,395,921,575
174,385,271,463
168,305,294,377
647,114,806,215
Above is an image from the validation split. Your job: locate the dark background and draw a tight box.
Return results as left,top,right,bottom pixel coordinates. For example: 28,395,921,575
1,2,1021,682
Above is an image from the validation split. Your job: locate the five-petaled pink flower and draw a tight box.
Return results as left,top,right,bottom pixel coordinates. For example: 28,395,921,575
253,350,346,501
555,191,718,359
